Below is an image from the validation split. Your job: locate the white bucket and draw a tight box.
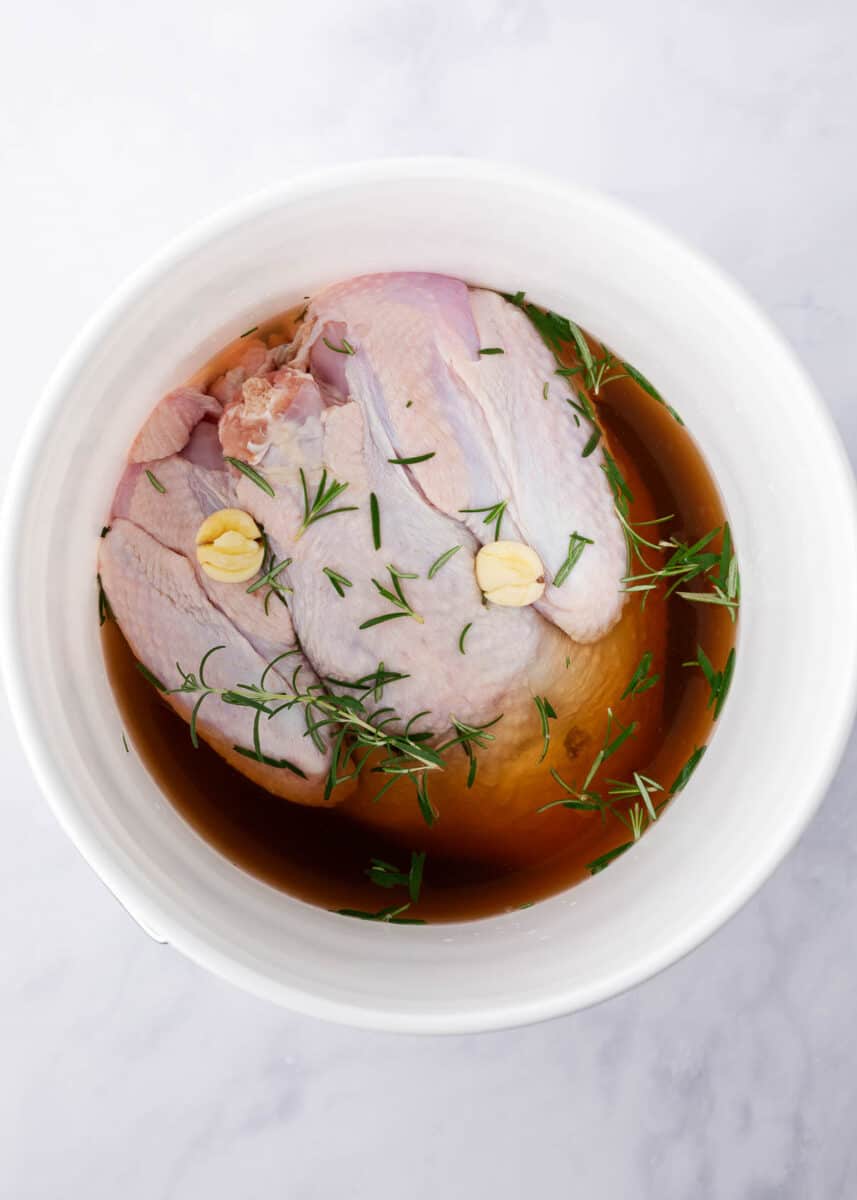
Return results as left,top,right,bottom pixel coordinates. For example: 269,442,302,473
3,159,856,1033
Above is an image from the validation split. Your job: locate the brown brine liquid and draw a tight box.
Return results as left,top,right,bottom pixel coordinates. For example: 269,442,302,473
103,305,737,922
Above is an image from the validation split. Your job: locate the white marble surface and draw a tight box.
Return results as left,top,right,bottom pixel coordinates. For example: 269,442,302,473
2,1,856,1195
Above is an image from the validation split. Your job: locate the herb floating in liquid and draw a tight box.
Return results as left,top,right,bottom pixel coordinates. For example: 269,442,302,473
145,470,166,494
670,746,706,796
685,645,736,720
623,522,740,621
600,435,740,620
366,850,426,904
335,903,425,924
553,531,594,589
620,651,660,699
560,351,626,397
225,457,275,498
507,289,683,418
622,360,684,424
505,292,597,389
608,772,663,824
539,707,638,817
586,842,633,875
534,696,557,764
323,566,353,597
298,468,358,537
459,499,508,542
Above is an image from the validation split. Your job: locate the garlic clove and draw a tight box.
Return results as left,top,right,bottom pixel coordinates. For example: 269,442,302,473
196,508,265,583
475,540,545,607
195,507,262,546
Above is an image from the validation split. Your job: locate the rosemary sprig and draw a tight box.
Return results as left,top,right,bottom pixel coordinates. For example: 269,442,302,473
413,773,437,826
97,574,114,626
360,565,424,629
247,554,292,608
507,287,693,575
581,707,637,793
388,452,436,466
428,545,461,578
553,531,594,588
437,713,503,789
370,492,381,550
335,903,424,924
233,745,307,776
366,850,426,904
225,457,275,498
322,566,353,597
145,469,166,494
459,499,508,542
624,524,740,621
622,359,684,424
586,843,633,875
325,664,409,702
537,767,606,815
322,335,355,355
620,651,660,699
506,293,597,389
534,696,557,764
670,746,706,795
298,467,358,537
684,645,736,719
135,661,167,692
148,647,449,815
608,772,663,823
558,350,627,397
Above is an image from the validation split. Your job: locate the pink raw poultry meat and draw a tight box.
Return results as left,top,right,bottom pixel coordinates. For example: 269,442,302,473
291,273,627,643
221,368,569,771
129,387,221,463
102,274,644,816
99,520,331,801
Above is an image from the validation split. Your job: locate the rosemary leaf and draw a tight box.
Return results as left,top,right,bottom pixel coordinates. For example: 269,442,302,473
225,457,275,498
428,545,461,578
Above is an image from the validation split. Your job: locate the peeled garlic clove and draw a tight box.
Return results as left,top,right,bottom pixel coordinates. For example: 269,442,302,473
196,507,262,545
196,508,264,583
475,540,545,607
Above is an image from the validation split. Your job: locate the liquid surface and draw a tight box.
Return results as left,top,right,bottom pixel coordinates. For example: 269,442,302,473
103,305,737,922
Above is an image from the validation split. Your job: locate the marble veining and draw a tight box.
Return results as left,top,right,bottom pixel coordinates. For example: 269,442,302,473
2,1,856,1196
